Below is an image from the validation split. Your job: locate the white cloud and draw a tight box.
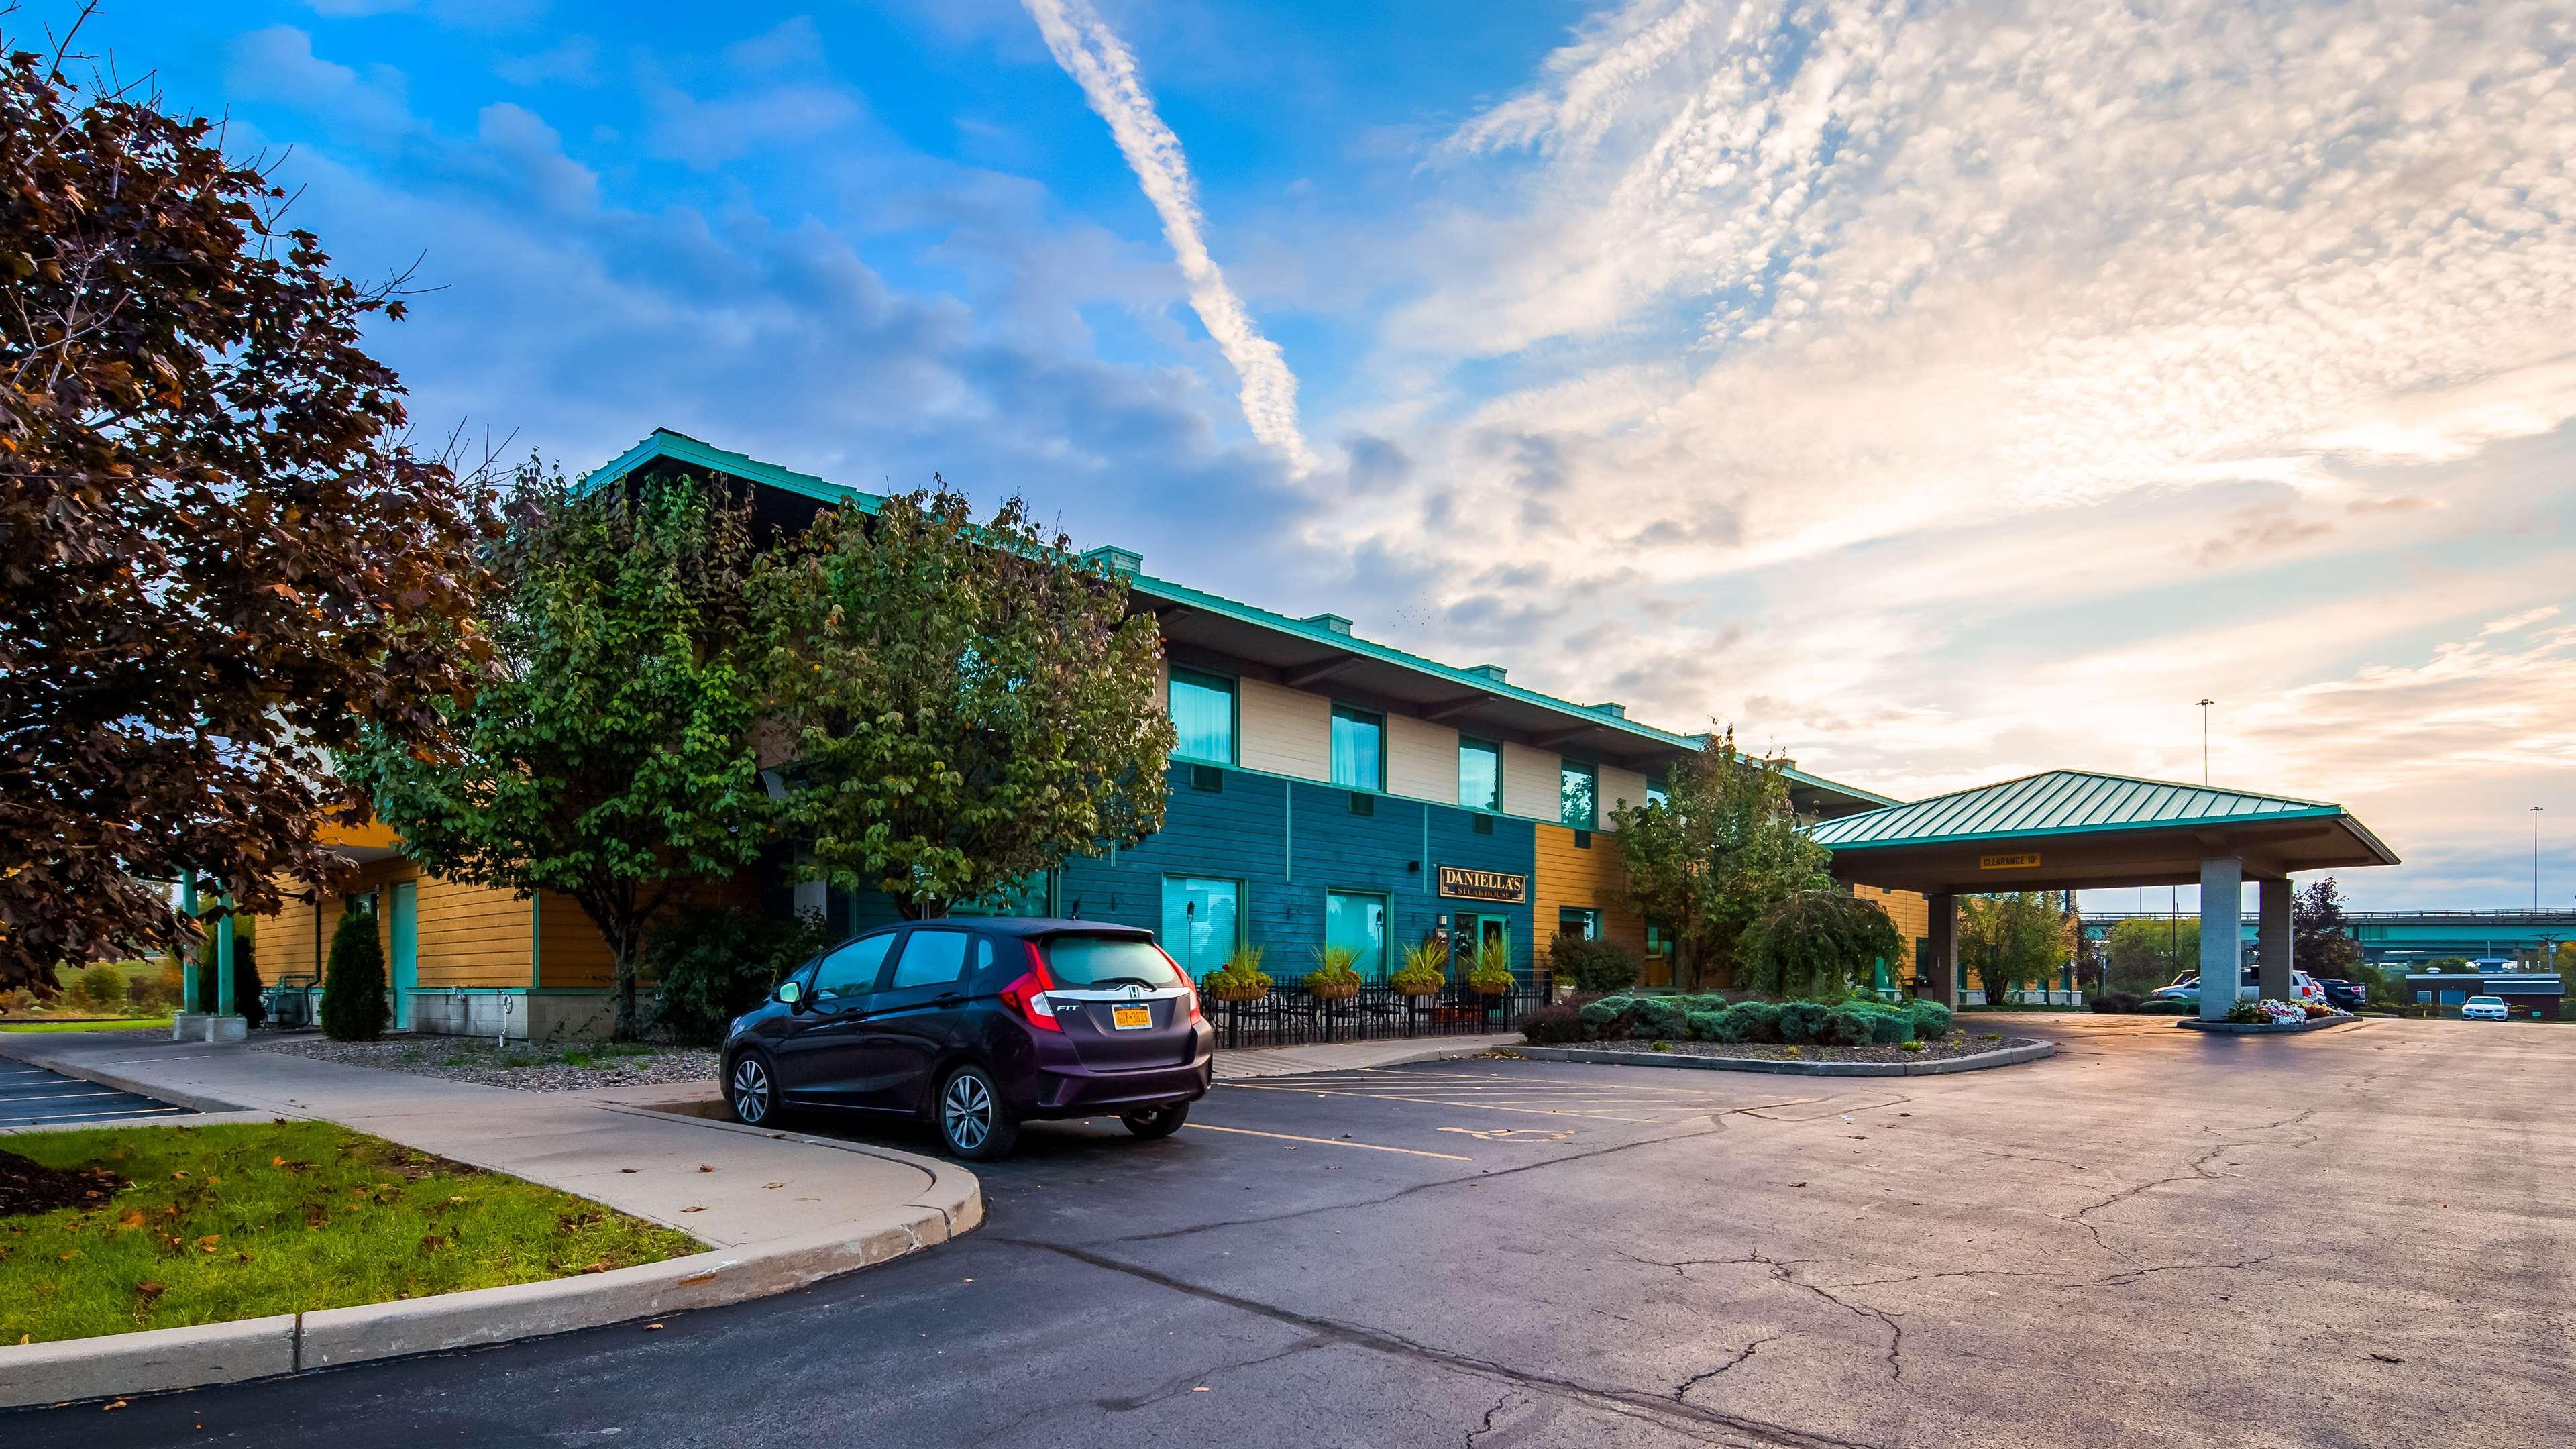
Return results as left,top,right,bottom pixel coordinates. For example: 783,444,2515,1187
1020,0,1320,474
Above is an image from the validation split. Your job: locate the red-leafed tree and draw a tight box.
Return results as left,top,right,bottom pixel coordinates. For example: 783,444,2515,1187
0,18,489,994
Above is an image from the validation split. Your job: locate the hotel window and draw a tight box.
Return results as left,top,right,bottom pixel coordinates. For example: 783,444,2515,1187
1560,761,1597,829
1458,737,1501,812
1646,777,1669,807
1159,877,1242,977
1168,668,1236,765
1330,704,1383,792
1557,906,1600,942
1326,890,1389,979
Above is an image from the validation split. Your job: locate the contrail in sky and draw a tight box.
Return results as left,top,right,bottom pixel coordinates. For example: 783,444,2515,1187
1022,0,1319,475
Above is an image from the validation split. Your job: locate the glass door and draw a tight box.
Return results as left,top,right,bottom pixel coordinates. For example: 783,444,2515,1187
1159,877,1240,978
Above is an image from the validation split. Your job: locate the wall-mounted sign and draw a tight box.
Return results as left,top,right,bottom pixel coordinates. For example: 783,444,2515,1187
1438,865,1527,904
1980,853,2043,871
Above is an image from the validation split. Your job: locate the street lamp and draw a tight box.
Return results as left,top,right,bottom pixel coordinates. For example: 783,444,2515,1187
2197,698,2214,786
2535,806,2544,914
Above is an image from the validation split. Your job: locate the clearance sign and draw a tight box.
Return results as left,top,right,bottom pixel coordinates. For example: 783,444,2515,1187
1980,852,2043,871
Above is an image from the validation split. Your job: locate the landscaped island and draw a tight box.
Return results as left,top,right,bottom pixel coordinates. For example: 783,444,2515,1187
1,1122,696,1346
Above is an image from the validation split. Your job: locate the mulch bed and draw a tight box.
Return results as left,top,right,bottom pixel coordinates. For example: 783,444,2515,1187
0,1149,127,1218
260,1036,718,1093
1569,1033,2034,1065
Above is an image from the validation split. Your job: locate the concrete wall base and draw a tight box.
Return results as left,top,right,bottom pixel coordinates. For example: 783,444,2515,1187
401,991,617,1042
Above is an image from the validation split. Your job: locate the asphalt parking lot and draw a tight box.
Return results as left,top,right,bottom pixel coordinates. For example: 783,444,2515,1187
27,1014,2576,1448
0,1058,193,1128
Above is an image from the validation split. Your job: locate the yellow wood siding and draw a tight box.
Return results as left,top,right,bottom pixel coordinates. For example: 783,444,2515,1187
1531,822,1646,966
537,891,619,989
1501,742,1560,822
1236,678,1330,780
1856,885,1929,979
1596,765,1650,830
412,875,533,987
1387,714,1459,804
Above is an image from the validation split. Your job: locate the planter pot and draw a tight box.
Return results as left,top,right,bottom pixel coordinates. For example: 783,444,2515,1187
1391,984,1444,1000
1208,987,1269,1004
1307,983,1360,1002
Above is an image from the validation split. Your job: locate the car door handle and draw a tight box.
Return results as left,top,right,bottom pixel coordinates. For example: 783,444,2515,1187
933,993,965,1007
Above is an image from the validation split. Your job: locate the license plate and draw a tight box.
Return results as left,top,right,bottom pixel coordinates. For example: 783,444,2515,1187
1111,1004,1153,1030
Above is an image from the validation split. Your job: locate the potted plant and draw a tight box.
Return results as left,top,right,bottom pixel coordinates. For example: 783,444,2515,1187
1201,944,1273,1003
1390,941,1447,998
1305,944,1364,1001
1467,929,1514,997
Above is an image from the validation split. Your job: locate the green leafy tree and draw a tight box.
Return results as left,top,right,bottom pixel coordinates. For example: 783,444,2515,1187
1962,892,2072,1001
2292,877,2364,979
2104,916,2200,996
1739,890,1904,1000
342,471,773,1039
320,906,387,1041
754,484,1173,918
0,26,488,994
1609,729,1831,989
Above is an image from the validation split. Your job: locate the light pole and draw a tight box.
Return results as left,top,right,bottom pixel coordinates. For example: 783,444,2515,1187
2197,698,2214,786
2535,806,2544,914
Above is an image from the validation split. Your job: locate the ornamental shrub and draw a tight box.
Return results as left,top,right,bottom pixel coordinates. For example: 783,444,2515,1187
1721,1000,1783,1044
1824,1004,1874,1046
78,963,125,1009
1908,1000,1953,1038
1869,1005,1913,1044
1549,934,1642,994
1519,1004,1585,1044
1578,996,1636,1038
2090,992,2141,1014
646,906,831,1046
321,906,389,1041
1685,1010,1729,1042
1776,1000,1830,1045
1630,997,1688,1040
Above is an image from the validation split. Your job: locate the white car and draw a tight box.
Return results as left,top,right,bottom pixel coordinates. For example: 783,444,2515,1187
2153,969,2324,1005
2461,995,2510,1021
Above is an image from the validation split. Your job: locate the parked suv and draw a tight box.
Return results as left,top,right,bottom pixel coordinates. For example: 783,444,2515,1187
720,919,1214,1160
2311,977,2367,1012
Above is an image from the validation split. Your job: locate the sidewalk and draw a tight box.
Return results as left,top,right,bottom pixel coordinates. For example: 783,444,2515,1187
1211,1032,1521,1079
0,1030,979,1406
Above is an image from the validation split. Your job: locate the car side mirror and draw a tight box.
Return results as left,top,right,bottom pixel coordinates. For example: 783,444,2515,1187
777,979,805,1010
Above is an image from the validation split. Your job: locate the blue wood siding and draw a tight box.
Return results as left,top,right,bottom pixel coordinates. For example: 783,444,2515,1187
1057,764,1538,979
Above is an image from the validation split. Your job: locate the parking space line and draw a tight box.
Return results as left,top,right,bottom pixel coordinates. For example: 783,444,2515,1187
1184,1123,1472,1160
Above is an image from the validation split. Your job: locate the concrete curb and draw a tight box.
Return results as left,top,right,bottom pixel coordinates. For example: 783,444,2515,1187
1505,1040,2054,1077
0,1093,983,1411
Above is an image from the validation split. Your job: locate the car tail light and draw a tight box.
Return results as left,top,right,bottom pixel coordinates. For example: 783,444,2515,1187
1155,944,1201,1024
1000,943,1062,1032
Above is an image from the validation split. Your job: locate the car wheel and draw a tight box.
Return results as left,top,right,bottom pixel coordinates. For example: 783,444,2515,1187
727,1051,777,1126
936,1063,1019,1161
1120,1102,1189,1140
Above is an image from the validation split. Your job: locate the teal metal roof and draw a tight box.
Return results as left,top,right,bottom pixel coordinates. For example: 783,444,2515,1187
579,429,1898,812
1808,769,2392,859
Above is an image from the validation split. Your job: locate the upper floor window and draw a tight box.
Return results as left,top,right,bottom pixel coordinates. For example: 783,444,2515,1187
1560,761,1597,829
1168,667,1235,765
1646,777,1669,808
1330,704,1383,791
1458,737,1501,812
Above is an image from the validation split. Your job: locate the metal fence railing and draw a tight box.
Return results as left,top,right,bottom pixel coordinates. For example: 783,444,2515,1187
1207,973,1556,1050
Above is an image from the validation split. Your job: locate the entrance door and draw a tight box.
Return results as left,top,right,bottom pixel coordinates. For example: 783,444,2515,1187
1452,913,1509,975
388,881,419,1030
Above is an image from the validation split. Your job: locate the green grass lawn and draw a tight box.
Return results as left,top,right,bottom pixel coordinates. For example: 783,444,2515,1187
0,1018,174,1034
1,1122,700,1346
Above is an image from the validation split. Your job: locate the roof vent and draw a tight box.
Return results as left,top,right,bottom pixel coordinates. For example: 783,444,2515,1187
1591,702,1626,718
1081,545,1142,578
1466,664,1507,682
1303,613,1354,636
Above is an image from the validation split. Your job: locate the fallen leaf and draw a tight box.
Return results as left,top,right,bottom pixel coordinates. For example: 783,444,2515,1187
170,1171,186,1180
103,1399,127,1411
135,1282,165,1301
582,1261,610,1274
273,1156,288,1167
761,1182,785,1189
680,1205,705,1214
1792,1181,1809,1188
621,1169,639,1175
643,1322,664,1331
195,1236,221,1253
2371,1352,2405,1364
117,1210,146,1230
1192,1386,1210,1393
697,1165,715,1173
58,1250,80,1261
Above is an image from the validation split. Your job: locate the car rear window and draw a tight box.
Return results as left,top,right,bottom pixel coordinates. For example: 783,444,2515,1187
1043,934,1187,988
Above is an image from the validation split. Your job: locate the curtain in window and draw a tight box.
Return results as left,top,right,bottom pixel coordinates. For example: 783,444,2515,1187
1169,671,1234,764
1326,892,1389,977
1330,706,1382,790
1458,738,1501,811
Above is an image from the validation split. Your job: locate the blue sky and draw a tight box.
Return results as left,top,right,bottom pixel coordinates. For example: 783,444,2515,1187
92,0,2576,910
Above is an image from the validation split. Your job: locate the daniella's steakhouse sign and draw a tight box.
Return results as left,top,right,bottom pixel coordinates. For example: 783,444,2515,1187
1436,866,1527,904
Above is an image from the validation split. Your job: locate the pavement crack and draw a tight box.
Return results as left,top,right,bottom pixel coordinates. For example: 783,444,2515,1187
1750,1254,1906,1383
996,1236,1894,1449
1676,1332,1788,1400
